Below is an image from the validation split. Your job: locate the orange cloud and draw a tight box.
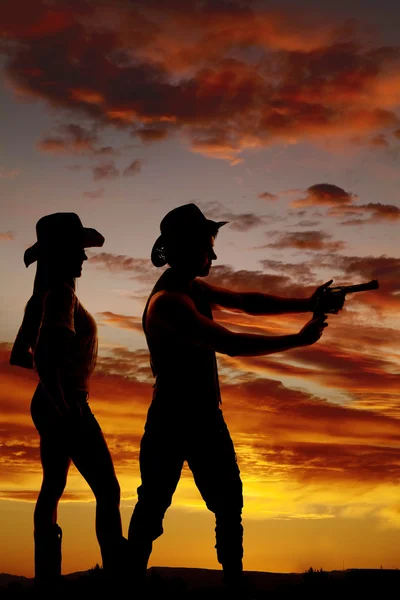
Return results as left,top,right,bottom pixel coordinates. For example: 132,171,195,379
346,203,400,222
0,167,21,179
369,133,390,148
292,183,356,207
87,252,156,288
197,200,272,232
265,230,346,252
287,183,399,224
258,192,279,201
0,2,79,40
37,123,118,157
207,265,293,294
1,1,400,162
92,161,119,181
69,88,104,105
122,159,142,176
83,188,104,200
0,231,14,241
136,128,169,142
97,312,144,333
259,260,316,284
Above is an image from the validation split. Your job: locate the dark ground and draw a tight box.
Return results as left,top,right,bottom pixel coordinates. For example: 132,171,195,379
1,566,399,598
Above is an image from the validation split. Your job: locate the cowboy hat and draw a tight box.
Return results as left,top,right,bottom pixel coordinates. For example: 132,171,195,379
151,203,228,267
24,212,105,267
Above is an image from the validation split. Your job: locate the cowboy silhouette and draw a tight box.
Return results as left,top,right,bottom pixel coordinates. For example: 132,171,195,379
127,203,345,596
10,213,126,591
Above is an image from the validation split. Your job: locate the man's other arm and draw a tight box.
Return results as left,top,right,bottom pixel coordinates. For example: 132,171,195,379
148,291,326,358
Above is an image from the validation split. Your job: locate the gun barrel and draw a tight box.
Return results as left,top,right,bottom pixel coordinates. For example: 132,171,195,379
332,280,379,294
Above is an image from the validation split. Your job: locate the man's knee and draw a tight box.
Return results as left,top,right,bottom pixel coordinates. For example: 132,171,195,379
128,481,176,542
94,476,121,506
215,510,243,533
205,485,243,516
136,484,174,518
129,501,165,542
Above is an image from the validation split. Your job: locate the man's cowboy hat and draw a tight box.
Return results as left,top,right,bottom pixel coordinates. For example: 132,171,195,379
24,212,105,267
151,203,228,267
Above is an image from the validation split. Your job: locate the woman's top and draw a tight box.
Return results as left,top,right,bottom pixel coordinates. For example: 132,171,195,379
36,283,98,392
10,284,98,394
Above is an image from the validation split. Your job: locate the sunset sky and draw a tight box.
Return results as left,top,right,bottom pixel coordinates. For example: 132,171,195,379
1,0,400,579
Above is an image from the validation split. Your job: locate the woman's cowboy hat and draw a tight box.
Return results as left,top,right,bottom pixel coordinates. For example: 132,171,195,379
24,212,105,267
151,203,228,267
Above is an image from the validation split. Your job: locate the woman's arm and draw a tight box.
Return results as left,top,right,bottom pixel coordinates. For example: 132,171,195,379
33,285,77,417
10,296,42,369
34,328,76,417
9,326,34,369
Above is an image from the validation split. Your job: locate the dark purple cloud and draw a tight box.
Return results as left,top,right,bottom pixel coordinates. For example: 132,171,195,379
1,1,400,162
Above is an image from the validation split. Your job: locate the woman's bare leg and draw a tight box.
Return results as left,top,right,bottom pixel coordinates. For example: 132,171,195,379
33,433,70,586
34,434,70,529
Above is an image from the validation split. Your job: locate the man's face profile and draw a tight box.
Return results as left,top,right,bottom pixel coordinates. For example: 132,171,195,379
196,235,217,277
171,233,217,277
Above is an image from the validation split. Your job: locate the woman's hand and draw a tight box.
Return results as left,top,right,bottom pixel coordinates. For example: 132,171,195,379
10,348,34,369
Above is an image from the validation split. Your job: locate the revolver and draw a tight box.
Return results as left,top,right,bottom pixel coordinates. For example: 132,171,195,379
313,279,379,318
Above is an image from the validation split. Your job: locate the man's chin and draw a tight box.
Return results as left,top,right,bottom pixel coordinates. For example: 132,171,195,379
199,266,211,277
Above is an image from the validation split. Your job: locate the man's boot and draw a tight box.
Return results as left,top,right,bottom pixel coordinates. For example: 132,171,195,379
33,523,63,592
100,536,131,592
222,560,255,599
222,558,243,586
128,539,153,593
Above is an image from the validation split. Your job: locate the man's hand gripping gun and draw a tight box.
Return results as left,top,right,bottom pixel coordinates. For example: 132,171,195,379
313,279,379,318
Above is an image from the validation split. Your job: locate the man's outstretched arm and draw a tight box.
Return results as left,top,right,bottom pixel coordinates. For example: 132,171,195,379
200,280,318,315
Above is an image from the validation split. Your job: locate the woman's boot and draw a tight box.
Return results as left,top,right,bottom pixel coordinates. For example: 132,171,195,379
33,523,62,592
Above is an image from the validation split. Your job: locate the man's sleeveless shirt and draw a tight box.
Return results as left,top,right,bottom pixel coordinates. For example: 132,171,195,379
143,268,222,424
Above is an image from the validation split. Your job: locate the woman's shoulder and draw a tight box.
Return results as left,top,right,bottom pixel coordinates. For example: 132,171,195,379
45,282,75,297
43,283,76,309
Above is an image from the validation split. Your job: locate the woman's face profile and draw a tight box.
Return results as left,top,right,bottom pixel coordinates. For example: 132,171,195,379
69,247,88,278
56,245,87,279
